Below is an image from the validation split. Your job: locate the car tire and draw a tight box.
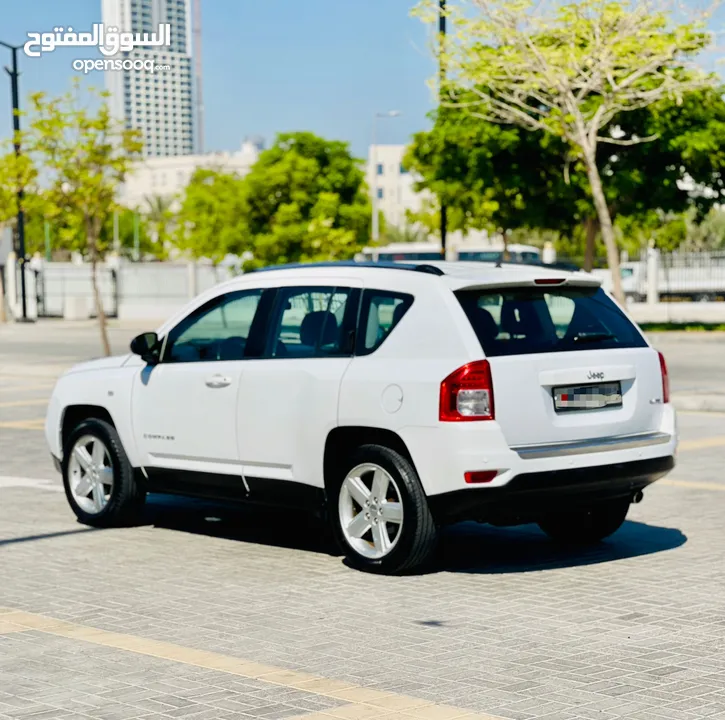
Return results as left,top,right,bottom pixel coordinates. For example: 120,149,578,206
332,444,438,574
62,418,146,528
537,499,630,545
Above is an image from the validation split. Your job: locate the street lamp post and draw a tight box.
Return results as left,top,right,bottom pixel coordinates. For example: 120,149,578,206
439,0,448,260
0,40,29,322
371,110,401,244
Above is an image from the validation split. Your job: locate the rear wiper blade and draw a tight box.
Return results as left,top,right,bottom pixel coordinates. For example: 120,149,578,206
572,332,616,343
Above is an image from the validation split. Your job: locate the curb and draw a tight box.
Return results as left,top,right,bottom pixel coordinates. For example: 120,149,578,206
672,394,725,413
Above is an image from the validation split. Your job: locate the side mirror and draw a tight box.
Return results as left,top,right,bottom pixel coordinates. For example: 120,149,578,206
130,332,161,365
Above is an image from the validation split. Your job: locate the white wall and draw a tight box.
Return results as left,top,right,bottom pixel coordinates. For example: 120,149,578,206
118,140,261,210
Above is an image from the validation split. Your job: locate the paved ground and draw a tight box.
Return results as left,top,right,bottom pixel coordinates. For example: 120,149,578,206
1,321,725,720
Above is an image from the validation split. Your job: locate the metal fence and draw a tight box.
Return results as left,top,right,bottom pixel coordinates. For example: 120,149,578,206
636,250,725,302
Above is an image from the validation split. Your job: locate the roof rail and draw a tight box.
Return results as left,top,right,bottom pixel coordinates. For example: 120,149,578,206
246,260,446,276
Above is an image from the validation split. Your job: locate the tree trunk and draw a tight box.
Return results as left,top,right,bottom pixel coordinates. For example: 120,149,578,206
584,217,598,272
583,157,624,304
90,255,111,357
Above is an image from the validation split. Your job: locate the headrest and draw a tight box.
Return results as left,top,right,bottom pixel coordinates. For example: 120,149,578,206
300,311,339,348
392,302,407,327
470,306,499,342
500,301,540,337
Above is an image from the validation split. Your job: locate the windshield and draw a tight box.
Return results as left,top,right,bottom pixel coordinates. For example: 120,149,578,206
455,286,647,357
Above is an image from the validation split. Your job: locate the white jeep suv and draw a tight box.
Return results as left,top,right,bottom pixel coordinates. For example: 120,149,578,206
45,260,676,573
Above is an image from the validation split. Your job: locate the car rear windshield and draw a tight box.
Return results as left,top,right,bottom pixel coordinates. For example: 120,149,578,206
455,285,648,357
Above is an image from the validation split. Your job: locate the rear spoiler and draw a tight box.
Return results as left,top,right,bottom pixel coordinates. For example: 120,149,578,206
450,274,602,292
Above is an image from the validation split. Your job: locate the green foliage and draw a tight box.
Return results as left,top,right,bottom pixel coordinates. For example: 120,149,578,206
0,148,41,241
140,194,175,258
25,81,143,261
243,132,370,268
640,323,725,332
24,79,143,354
413,0,720,302
688,207,725,249
174,169,249,263
404,109,580,235
405,86,725,257
97,207,168,261
378,223,430,245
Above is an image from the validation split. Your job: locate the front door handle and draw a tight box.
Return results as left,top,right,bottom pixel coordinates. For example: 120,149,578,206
205,374,232,389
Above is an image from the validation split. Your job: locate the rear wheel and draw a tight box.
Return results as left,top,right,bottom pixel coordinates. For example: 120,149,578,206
537,499,630,545
333,444,438,574
63,418,146,527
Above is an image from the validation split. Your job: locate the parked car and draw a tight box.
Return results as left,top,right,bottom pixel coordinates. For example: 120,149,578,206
45,260,676,574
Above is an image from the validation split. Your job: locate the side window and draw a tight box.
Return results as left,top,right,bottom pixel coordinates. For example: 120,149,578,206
267,286,354,359
164,289,263,363
357,290,414,356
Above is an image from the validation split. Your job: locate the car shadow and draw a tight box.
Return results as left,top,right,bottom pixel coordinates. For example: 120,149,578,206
436,520,687,574
141,494,686,575
142,493,341,557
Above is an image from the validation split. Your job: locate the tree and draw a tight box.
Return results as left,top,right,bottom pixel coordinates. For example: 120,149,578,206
688,206,725,249
174,169,249,264
0,148,40,322
140,194,175,258
414,0,718,303
26,82,143,355
407,85,725,266
243,132,370,269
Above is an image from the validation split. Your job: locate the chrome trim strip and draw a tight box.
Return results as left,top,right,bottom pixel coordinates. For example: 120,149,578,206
513,431,672,460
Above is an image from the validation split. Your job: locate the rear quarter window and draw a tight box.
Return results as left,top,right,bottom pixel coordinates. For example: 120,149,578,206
356,290,413,355
455,286,647,357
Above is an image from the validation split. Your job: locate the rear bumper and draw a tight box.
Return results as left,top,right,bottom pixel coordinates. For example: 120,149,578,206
400,403,678,498
428,455,674,525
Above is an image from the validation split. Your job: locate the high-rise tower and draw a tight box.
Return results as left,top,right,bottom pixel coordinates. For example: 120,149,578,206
102,0,195,157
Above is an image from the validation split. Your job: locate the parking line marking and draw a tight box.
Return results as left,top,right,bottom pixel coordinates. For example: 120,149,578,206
0,608,499,720
0,476,64,493
0,398,48,409
0,419,45,431
0,620,29,635
0,383,53,394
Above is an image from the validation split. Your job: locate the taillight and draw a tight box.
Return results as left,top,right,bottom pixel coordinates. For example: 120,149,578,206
658,351,670,403
534,278,566,286
439,360,495,421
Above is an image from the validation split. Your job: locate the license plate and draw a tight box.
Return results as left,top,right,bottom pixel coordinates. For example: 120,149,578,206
553,382,622,412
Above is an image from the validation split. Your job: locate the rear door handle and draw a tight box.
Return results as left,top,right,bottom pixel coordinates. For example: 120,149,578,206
205,374,232,389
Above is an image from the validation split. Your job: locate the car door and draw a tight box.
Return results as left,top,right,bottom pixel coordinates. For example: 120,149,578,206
131,287,272,492
236,282,360,504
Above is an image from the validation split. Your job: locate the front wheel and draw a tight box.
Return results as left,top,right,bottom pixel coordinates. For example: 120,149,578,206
62,418,146,527
333,444,438,574
537,499,630,545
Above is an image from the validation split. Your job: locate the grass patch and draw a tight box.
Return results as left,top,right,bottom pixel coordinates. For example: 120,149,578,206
640,322,725,332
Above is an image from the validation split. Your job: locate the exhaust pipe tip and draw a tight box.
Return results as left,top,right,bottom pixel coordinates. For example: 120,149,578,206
632,490,644,504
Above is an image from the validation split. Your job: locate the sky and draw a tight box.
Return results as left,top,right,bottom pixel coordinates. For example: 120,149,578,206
0,1,721,160
0,0,438,158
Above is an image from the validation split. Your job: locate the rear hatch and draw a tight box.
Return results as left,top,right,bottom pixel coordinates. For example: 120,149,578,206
454,282,665,447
